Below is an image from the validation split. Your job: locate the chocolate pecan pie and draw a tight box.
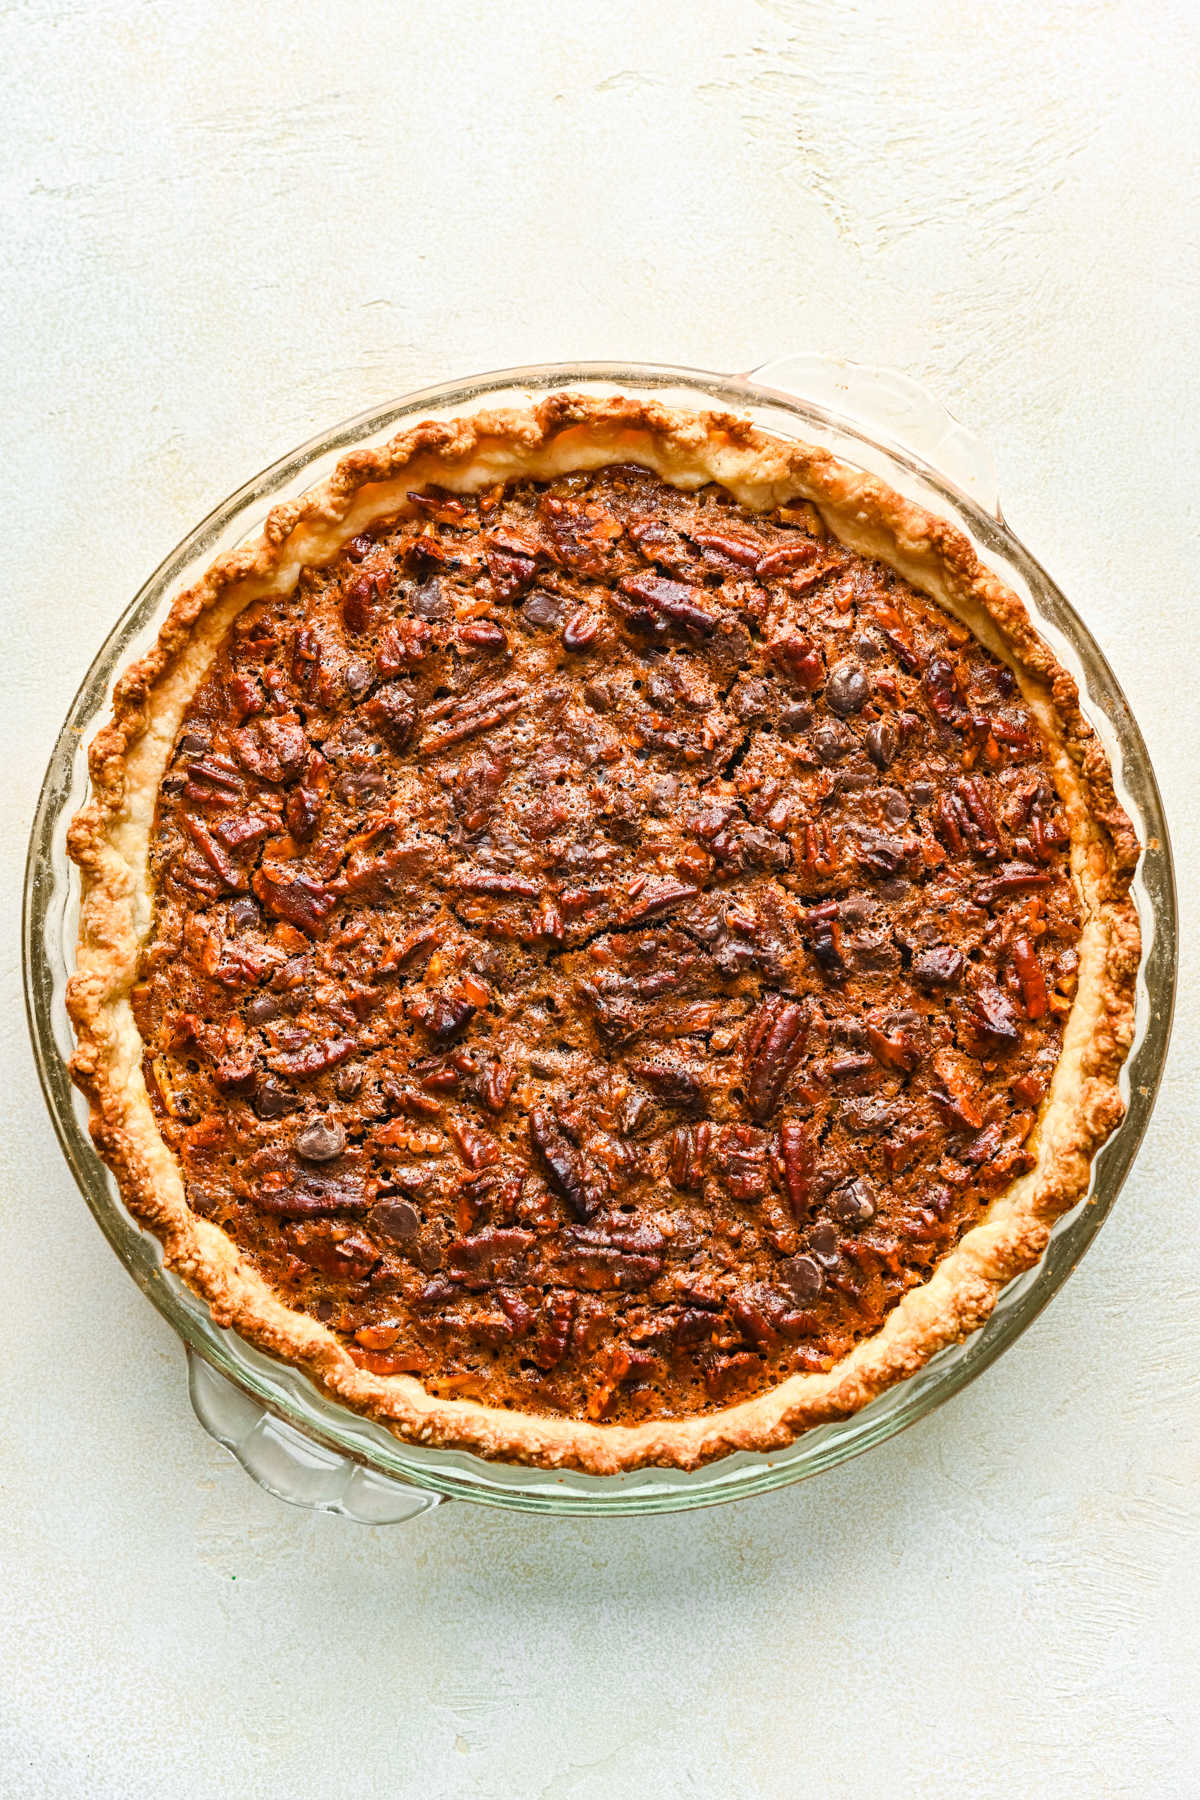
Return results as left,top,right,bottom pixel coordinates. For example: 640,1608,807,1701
67,394,1139,1471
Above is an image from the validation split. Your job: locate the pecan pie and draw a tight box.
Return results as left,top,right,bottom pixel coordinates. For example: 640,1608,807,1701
67,394,1140,1471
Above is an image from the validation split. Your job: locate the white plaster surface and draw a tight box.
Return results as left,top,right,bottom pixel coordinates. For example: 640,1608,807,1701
1,3,1197,1795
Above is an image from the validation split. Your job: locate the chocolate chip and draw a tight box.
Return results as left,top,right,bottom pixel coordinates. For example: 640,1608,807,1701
878,788,911,828
829,1177,876,1225
778,700,813,733
246,991,281,1024
807,1220,841,1267
293,1119,347,1162
865,718,898,769
522,590,563,628
253,1079,295,1119
369,1198,421,1245
732,679,769,721
333,1063,364,1099
228,897,260,929
344,658,374,700
779,1253,824,1304
813,721,853,764
583,680,611,712
826,663,870,717
912,946,965,988
411,577,450,620
176,730,208,757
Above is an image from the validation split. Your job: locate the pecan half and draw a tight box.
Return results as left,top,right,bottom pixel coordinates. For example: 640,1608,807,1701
530,1109,599,1221
744,997,809,1121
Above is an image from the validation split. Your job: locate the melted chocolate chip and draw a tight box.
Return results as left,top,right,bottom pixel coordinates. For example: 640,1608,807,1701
778,700,813,733
779,1254,824,1304
293,1120,347,1162
370,1198,421,1245
522,590,563,628
411,577,451,620
826,663,870,717
253,1079,295,1120
813,721,853,764
807,1220,841,1267
865,718,898,769
912,946,965,988
830,1177,877,1225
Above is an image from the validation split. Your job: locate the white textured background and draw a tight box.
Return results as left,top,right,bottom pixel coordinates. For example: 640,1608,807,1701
2,4,1197,1797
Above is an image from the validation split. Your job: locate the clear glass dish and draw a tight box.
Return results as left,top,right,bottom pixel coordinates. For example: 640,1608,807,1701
23,358,1176,1521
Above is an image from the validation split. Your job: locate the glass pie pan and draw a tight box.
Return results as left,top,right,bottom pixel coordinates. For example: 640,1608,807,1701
24,357,1176,1522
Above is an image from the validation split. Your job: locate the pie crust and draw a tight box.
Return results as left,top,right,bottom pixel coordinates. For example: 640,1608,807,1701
66,393,1140,1472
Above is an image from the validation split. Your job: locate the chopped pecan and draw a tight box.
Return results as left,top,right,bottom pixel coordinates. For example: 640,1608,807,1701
252,868,337,936
447,1117,501,1170
619,878,698,924
865,1023,922,1073
269,1035,356,1079
969,982,1022,1047
181,816,245,890
416,991,477,1042
539,496,621,573
703,1350,763,1400
974,862,1053,906
755,540,820,578
447,1227,535,1281
484,540,538,599
689,529,763,570
1010,937,1049,1019
407,486,470,522
459,619,508,654
769,634,824,690
925,657,965,723
558,1223,665,1291
289,1225,377,1281
453,868,542,899
481,1061,516,1114
366,681,418,748
342,568,387,633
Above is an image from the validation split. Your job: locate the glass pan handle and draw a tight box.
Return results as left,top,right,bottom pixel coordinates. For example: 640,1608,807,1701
187,1349,442,1524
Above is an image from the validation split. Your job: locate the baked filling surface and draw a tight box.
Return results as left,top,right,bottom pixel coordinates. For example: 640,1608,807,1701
132,464,1083,1423
68,396,1139,1470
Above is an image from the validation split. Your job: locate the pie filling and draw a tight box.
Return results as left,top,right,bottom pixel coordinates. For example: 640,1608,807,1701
133,464,1081,1424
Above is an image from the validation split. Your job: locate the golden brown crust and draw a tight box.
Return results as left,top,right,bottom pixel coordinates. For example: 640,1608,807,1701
66,393,1140,1472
